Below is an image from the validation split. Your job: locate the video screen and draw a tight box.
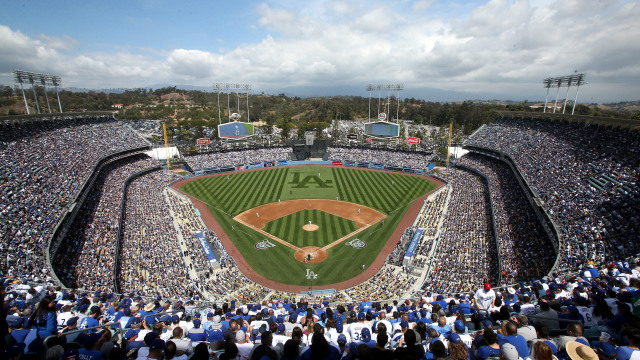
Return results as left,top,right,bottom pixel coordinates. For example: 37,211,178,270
218,122,254,139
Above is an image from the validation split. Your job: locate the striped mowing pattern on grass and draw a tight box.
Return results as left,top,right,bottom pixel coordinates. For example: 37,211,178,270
179,166,437,286
263,209,357,248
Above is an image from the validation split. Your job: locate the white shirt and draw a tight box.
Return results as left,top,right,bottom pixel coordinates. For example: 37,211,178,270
474,289,496,311
348,323,367,342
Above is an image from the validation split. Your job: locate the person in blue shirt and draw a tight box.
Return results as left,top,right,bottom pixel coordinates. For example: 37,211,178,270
78,306,102,331
78,332,103,360
498,321,529,358
188,319,207,342
616,329,640,360
28,295,57,338
8,316,30,344
475,329,501,360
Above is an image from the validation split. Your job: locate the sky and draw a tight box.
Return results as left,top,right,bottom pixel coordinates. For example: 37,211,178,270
0,0,639,103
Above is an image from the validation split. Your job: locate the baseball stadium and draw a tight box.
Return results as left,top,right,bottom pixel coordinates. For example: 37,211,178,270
1,101,639,359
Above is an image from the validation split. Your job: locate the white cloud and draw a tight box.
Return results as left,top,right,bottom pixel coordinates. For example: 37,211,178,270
0,1,639,102
36,34,80,52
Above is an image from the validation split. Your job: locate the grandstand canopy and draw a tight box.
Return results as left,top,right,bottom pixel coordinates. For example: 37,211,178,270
146,146,180,160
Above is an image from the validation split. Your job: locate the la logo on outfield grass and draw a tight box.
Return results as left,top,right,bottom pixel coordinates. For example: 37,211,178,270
255,239,276,250
346,238,367,248
289,172,333,188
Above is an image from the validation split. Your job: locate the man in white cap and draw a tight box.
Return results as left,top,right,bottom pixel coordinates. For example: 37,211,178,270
236,330,253,359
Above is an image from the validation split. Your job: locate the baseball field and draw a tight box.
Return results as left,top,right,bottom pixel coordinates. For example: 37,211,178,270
176,166,438,289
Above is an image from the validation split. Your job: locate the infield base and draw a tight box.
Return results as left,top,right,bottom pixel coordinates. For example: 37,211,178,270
295,246,328,263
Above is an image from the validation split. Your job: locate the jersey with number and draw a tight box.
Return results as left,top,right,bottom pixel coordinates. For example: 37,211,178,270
520,304,536,317
349,323,367,342
577,306,596,327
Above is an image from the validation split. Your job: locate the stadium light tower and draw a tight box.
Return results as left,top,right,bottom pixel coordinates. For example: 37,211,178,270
214,82,253,124
49,75,63,113
39,75,52,113
13,70,64,114
366,83,404,122
542,73,586,115
13,70,30,114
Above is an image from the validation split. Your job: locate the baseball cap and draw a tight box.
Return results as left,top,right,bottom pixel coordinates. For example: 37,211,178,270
207,312,214,318
361,328,371,342
277,323,286,334
130,317,142,326
336,321,343,332
337,334,347,346
8,317,23,328
236,330,246,342
484,283,491,290
482,320,493,329
67,317,79,326
125,329,140,339
357,312,365,320
144,331,158,345
501,343,519,360
400,320,409,329
192,319,201,327
448,333,461,344
149,339,165,350
171,315,180,323
84,332,101,347
123,307,132,316
454,320,465,333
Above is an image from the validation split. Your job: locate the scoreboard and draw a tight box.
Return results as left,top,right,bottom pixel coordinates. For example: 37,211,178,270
218,121,254,140
364,121,400,138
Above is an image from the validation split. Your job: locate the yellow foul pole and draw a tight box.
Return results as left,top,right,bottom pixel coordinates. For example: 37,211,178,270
163,121,171,182
446,122,452,169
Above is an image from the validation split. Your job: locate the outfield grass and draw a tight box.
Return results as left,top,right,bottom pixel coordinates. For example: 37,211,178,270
180,166,436,286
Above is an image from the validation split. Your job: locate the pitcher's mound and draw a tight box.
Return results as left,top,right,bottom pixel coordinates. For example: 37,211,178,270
294,246,328,263
302,224,319,231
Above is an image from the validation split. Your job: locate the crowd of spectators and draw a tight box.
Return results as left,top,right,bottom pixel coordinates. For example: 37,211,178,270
185,147,291,170
465,117,640,272
54,154,157,290
456,153,556,286
328,147,434,169
118,170,198,298
0,117,149,283
422,168,498,294
3,257,640,360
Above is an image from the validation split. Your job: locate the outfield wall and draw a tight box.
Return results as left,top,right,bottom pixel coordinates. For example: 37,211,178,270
190,160,434,178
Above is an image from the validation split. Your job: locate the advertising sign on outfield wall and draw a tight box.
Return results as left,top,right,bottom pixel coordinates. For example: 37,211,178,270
196,138,210,145
332,161,343,166
407,137,420,144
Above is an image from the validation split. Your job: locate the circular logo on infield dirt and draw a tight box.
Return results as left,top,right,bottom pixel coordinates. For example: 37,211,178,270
255,239,276,250
346,238,367,249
